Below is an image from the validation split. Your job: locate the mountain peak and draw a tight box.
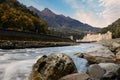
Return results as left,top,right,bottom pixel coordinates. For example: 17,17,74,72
41,8,56,17
28,6,40,13
28,7,99,32
44,8,50,11
29,6,34,9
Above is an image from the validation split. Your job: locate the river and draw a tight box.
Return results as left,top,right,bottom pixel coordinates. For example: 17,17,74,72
0,43,102,80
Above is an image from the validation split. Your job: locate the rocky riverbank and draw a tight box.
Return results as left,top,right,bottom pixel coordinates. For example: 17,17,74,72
98,38,120,53
0,40,76,49
29,38,120,80
98,38,120,63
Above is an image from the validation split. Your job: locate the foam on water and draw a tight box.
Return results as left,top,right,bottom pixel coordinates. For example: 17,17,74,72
0,43,102,80
2,60,35,80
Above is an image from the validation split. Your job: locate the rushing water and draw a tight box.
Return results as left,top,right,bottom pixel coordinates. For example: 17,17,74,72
0,43,102,80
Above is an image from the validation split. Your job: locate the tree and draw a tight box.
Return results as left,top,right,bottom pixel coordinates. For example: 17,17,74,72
0,0,48,33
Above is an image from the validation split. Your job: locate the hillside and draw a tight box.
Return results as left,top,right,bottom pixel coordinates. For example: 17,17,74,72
0,0,48,34
100,18,120,38
28,6,99,33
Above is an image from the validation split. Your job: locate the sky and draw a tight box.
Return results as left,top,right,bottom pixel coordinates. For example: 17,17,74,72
19,0,120,28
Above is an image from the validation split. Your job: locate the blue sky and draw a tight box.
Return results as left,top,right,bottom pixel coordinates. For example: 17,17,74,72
19,0,75,16
19,0,120,28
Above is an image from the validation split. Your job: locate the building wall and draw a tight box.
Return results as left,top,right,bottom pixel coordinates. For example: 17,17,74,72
82,31,112,42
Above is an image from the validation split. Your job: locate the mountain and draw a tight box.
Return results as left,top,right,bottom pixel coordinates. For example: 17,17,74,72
0,0,48,34
28,6,99,33
100,18,120,38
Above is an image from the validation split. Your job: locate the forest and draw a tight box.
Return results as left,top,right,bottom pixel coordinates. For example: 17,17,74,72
100,18,120,38
0,0,48,34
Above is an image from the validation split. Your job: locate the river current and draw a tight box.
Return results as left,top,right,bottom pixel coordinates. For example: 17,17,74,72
0,43,102,80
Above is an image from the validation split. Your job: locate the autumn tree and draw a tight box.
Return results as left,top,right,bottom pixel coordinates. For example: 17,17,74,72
0,0,48,33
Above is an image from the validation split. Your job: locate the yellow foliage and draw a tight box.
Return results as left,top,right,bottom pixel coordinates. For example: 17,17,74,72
0,0,48,33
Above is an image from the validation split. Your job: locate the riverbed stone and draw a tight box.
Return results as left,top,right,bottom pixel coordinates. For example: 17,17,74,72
110,42,120,52
99,63,120,80
83,47,116,64
59,73,91,80
98,39,120,53
99,63,120,73
87,64,106,79
113,42,120,47
116,47,120,53
74,53,84,58
114,47,120,63
116,51,120,61
29,53,77,80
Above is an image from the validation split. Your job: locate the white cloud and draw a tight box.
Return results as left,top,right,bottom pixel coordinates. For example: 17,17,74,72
64,0,120,28
99,0,120,27
64,0,81,9
74,11,107,27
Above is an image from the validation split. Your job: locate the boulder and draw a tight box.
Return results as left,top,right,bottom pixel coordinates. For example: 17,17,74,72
108,42,120,52
59,73,90,80
83,47,116,64
116,47,120,53
98,39,120,53
115,47,120,63
74,53,84,58
101,72,116,80
99,63,120,80
111,42,120,51
87,64,106,79
116,51,120,61
29,53,77,80
99,63,119,73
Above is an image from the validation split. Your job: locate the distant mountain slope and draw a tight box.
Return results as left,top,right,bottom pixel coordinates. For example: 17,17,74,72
0,0,48,33
100,18,120,38
28,6,99,33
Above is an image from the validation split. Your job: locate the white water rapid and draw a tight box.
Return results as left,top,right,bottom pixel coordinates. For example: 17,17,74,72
0,43,102,80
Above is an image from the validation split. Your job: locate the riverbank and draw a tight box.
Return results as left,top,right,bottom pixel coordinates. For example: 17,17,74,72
97,38,120,52
2,42,119,80
0,40,76,49
69,38,120,80
30,40,120,80
0,29,76,49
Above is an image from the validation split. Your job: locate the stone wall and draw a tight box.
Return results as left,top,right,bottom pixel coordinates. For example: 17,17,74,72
82,31,112,42
0,29,72,42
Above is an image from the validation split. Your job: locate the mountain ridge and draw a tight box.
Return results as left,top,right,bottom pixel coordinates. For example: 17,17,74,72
28,6,99,33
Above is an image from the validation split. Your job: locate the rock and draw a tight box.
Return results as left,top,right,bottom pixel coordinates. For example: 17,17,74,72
116,47,120,53
99,63,119,73
116,66,120,79
98,39,120,53
74,53,84,58
29,53,77,80
0,41,15,49
108,42,120,53
112,42,120,50
101,72,116,80
116,51,120,62
98,63,120,80
87,64,106,79
59,73,90,80
83,47,116,64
